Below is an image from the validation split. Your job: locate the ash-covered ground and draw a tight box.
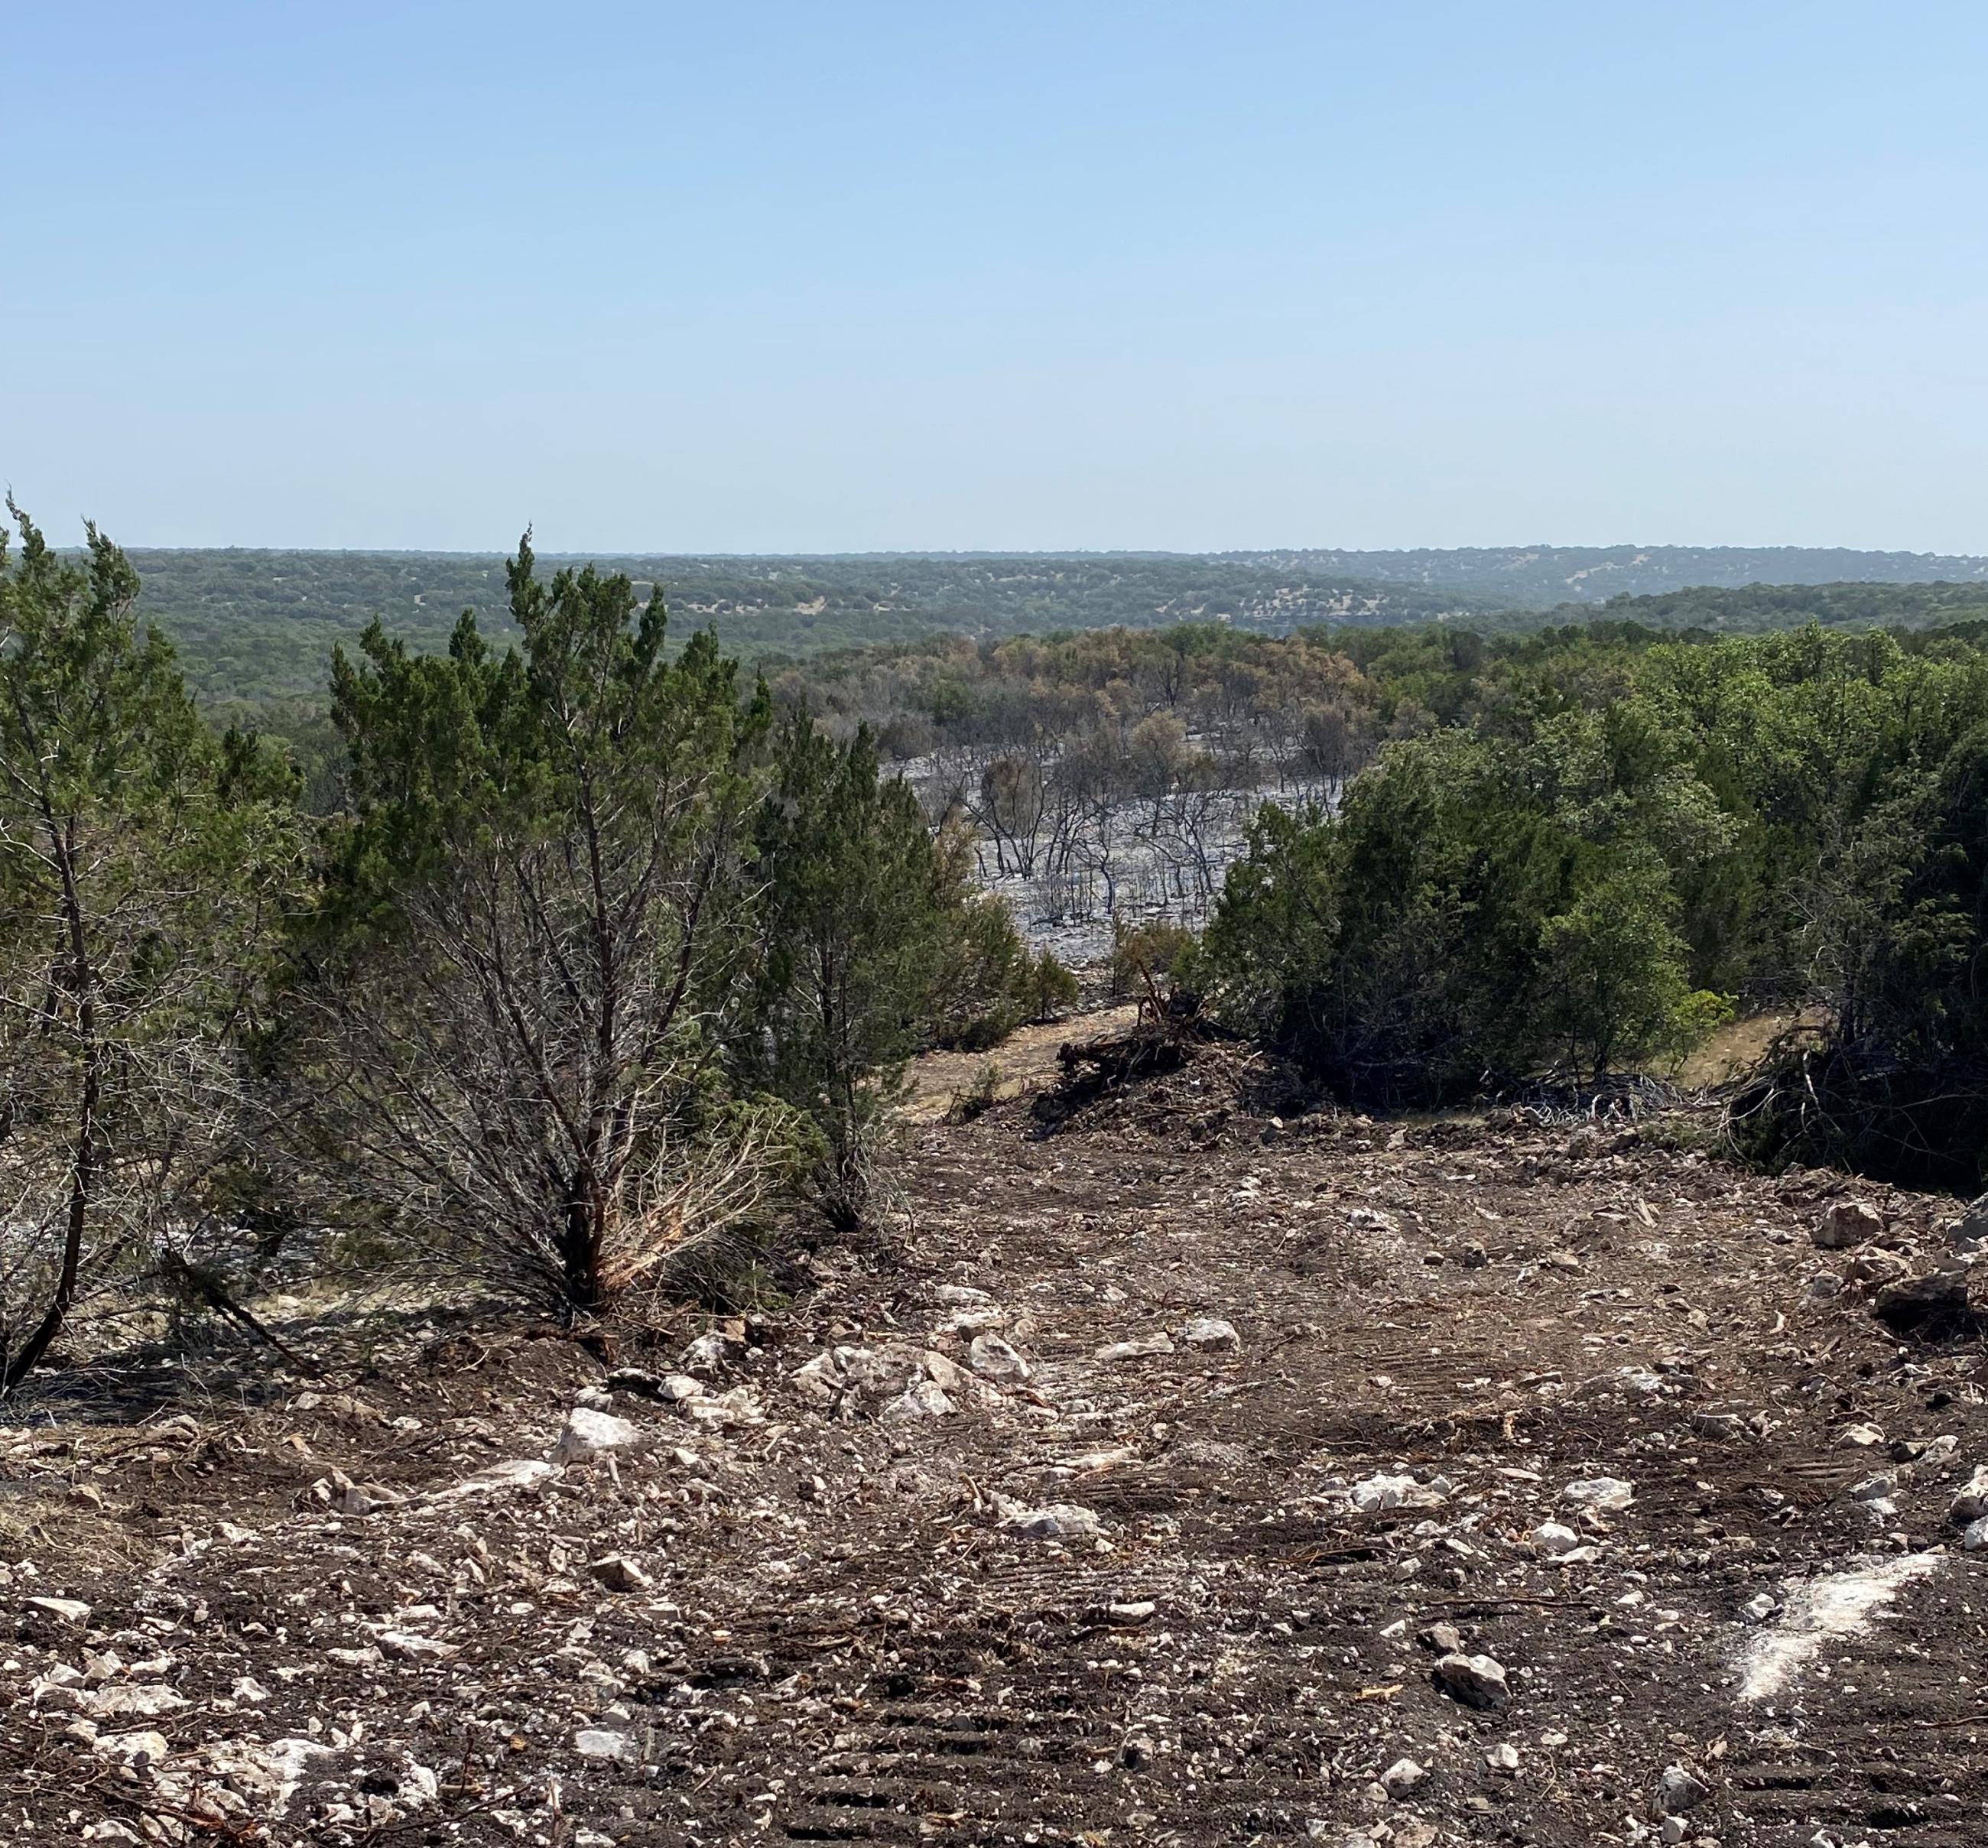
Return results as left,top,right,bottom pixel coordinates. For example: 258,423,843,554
4,1028,1986,1848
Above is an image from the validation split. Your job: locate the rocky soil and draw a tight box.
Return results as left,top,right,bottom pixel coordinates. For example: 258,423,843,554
3,1031,1986,1848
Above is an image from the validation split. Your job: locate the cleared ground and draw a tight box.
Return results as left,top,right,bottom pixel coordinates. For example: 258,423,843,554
2,1025,1984,1847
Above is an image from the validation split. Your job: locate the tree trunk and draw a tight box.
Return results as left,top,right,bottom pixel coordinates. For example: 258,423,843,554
559,1177,607,1317
2,833,99,1394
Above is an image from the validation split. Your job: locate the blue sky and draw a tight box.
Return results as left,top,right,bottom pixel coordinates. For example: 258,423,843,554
5,2,1987,552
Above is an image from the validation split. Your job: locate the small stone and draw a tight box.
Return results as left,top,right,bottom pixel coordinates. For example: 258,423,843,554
658,1375,703,1403
680,1331,740,1375
1094,1334,1174,1362
1561,1476,1634,1511
94,1729,170,1768
967,1333,1030,1383
1952,1194,1988,1250
23,1595,92,1625
590,1554,652,1593
1486,1742,1521,1775
1379,1756,1425,1797
1179,1317,1240,1352
1807,1272,1843,1300
375,1631,458,1663
1106,1601,1156,1625
1432,1651,1510,1710
1845,1250,1905,1286
1951,1466,1988,1526
881,1379,953,1421
1652,1763,1710,1817
602,1366,665,1398
1118,1732,1155,1770
779,1343,875,1398
1690,1411,1750,1443
1962,1516,1988,1551
1002,1502,1101,1543
1739,1592,1778,1623
573,1728,635,1762
1834,1422,1886,1450
1351,1472,1449,1512
1873,1272,1981,1341
1660,1820,1689,1846
80,1684,188,1720
683,1382,765,1428
1847,1472,1896,1502
1531,1521,1584,1557
551,1406,641,1464
1417,1622,1465,1655
1814,1200,1884,1249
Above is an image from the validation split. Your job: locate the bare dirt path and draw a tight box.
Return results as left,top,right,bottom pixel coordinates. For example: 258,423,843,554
2,1030,1984,1846
901,1005,1139,1122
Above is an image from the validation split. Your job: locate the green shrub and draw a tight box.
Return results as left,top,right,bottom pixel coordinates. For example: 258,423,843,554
1028,950,1080,1020
1199,732,1730,1106
1107,919,1197,999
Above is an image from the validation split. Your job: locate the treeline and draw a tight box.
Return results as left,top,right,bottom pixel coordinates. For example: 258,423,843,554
1543,580,1988,635
11,504,1988,1397
1246,544,1988,606
128,544,1988,730
1192,622,1988,1189
0,512,1072,1392
131,547,1492,709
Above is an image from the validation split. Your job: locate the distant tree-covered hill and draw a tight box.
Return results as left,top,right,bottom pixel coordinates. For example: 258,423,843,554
120,544,1988,711
125,549,1496,706
1535,579,1988,634
1238,544,1988,605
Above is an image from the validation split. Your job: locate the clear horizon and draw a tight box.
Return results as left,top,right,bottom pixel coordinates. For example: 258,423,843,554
8,3,1986,555
99,542,1988,563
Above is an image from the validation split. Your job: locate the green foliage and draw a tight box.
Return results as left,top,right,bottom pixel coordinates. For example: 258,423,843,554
1731,704,1988,1187
749,719,954,1227
114,542,1988,723
1200,725,1731,1106
947,1060,1005,1125
1028,950,1080,1019
1533,856,1722,1078
0,503,299,1387
1204,619,1988,1178
1108,918,1198,999
1559,580,1988,635
313,537,788,1316
920,824,1067,1050
16,502,1988,1381
128,548,1500,710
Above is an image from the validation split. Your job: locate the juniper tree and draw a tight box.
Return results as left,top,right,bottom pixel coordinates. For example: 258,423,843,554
749,719,953,1226
0,504,296,1392
314,538,788,1317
